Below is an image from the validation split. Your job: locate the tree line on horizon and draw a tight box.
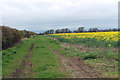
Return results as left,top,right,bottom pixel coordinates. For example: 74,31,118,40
39,27,120,35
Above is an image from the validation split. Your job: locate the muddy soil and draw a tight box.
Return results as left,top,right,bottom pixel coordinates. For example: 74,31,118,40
51,50,99,78
11,43,34,78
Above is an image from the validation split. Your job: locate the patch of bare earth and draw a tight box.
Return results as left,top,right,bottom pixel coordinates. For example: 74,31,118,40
11,43,34,78
62,42,118,62
51,50,99,78
62,42,118,53
21,38,28,41
48,36,57,40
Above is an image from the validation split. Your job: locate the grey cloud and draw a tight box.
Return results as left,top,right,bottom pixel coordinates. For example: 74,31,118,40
0,0,119,32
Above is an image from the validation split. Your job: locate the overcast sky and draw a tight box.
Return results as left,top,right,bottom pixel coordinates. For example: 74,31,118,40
0,0,119,33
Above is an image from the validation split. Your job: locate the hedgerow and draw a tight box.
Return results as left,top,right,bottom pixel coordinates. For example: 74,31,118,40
1,26,36,49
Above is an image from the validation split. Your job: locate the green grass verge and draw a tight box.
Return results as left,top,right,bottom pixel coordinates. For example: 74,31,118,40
31,35,66,78
2,37,35,78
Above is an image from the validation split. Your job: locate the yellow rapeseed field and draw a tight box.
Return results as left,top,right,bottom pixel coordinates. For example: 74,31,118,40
52,32,119,46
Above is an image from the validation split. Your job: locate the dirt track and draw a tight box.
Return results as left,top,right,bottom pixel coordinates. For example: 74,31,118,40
12,43,34,78
49,37,100,78
51,50,99,78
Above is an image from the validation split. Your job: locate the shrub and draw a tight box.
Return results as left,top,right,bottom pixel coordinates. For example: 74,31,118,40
1,26,36,50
